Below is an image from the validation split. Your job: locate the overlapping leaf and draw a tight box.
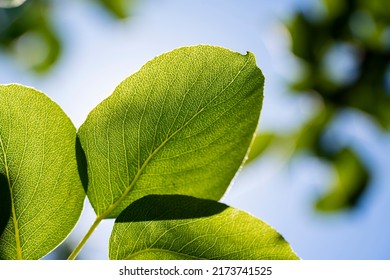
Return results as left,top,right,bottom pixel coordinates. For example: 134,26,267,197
0,84,85,260
109,195,298,260
78,45,264,218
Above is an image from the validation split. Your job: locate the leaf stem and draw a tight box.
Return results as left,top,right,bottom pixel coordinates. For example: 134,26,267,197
67,215,103,260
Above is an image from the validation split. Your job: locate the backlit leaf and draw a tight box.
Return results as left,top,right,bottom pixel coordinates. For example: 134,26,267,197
0,84,85,260
78,45,264,218
109,195,299,260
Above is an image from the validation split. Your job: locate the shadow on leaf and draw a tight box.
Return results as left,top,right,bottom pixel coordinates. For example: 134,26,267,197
0,173,11,238
75,135,89,194
116,194,229,223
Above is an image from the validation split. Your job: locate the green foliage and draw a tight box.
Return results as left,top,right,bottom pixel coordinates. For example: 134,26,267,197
0,84,85,260
249,0,389,213
0,46,297,260
78,46,263,218
0,1,60,73
110,195,298,260
0,0,133,72
245,133,275,164
95,0,135,19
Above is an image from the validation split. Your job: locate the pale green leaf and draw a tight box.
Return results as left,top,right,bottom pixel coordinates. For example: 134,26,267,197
245,132,275,164
0,0,26,8
109,195,299,260
95,0,134,19
78,45,264,218
0,84,85,260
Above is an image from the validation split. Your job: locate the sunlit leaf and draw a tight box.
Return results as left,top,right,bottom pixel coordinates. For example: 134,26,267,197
78,45,264,218
109,195,299,260
316,149,370,212
0,84,85,260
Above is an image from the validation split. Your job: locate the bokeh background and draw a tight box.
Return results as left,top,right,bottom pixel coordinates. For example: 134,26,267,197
1,0,390,259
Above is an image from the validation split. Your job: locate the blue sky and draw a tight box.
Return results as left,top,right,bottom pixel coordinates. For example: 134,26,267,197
1,0,390,259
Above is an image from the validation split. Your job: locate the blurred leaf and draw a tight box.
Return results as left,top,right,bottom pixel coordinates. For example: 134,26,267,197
288,0,390,128
0,0,61,73
0,0,137,73
78,46,264,218
245,133,275,164
94,0,134,19
316,148,370,212
285,0,389,212
109,195,299,260
0,0,26,8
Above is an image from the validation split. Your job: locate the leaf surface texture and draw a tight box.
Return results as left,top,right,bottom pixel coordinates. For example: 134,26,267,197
0,84,85,260
78,45,264,218
109,195,299,260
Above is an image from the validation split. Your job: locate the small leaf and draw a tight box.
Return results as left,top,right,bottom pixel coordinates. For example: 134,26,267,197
0,84,85,260
109,195,299,260
0,0,26,8
78,45,264,218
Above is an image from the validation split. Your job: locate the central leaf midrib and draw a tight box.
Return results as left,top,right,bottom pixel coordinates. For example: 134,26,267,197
0,134,23,260
98,54,252,220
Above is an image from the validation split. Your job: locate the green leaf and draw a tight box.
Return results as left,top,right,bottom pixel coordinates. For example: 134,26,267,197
109,195,299,260
78,45,264,218
95,0,134,19
0,1,61,73
316,148,370,212
0,0,26,8
245,132,275,164
0,84,85,260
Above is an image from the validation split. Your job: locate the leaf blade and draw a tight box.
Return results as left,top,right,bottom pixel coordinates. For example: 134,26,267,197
0,84,85,260
78,45,264,218
109,195,298,260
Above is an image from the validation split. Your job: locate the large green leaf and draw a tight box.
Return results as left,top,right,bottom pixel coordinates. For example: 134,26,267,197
0,84,85,260
109,195,298,260
78,45,264,218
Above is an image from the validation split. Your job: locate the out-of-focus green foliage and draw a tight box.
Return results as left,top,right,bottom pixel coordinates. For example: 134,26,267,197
0,0,133,73
289,0,390,129
316,148,370,212
0,0,60,72
246,133,276,164
250,0,389,213
95,0,135,19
